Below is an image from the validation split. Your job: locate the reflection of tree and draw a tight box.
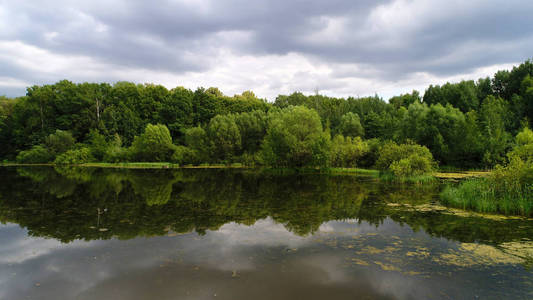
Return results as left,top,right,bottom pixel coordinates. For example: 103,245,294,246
129,170,177,206
0,167,531,245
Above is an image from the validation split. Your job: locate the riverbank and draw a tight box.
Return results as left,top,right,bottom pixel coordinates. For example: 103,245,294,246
1,162,491,178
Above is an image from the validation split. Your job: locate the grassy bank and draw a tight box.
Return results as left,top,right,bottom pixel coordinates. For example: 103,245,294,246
377,172,437,184
0,162,248,169
440,157,533,216
441,178,532,216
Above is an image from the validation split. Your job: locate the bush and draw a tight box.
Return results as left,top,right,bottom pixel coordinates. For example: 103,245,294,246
330,135,369,167
358,138,383,168
171,146,198,165
54,148,94,165
103,134,128,163
376,141,436,178
508,127,533,163
16,145,53,163
240,152,263,167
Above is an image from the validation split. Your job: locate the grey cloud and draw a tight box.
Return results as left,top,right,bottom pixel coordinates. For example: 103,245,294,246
0,0,532,96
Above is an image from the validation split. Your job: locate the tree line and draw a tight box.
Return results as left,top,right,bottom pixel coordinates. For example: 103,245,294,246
1,59,533,172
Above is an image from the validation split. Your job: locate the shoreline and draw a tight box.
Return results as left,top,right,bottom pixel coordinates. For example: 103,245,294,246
0,162,489,178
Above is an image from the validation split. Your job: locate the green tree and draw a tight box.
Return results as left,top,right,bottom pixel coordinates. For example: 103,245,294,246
376,141,436,177
130,124,175,162
262,106,330,167
508,127,533,163
234,110,267,154
207,114,241,162
45,130,75,155
479,96,512,166
339,112,364,138
86,129,108,161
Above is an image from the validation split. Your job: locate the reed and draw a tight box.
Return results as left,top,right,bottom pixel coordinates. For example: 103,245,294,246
440,158,533,216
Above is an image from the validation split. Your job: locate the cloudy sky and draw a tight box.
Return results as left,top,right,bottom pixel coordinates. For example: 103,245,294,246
1,0,532,100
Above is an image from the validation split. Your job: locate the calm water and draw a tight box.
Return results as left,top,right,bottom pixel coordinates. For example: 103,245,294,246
0,167,531,300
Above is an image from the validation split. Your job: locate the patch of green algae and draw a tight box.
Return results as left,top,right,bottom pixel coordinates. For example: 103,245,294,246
433,242,531,267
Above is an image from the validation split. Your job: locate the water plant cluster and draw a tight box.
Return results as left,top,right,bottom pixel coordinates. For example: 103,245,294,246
441,128,533,216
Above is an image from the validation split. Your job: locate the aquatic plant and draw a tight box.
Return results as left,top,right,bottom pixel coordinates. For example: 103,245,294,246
441,156,533,216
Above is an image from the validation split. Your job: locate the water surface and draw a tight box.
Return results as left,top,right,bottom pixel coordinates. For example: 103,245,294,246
0,167,531,299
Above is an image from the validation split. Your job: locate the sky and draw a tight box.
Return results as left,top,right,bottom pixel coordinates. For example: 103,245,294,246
0,0,532,100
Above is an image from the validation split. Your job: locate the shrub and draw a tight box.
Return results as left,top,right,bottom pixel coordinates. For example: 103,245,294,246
171,146,198,165
16,145,53,163
54,148,94,165
508,127,533,163
240,152,263,167
103,134,128,163
330,135,369,167
376,141,436,178
358,138,383,168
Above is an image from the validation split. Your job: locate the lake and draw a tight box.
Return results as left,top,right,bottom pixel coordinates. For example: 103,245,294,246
0,167,531,299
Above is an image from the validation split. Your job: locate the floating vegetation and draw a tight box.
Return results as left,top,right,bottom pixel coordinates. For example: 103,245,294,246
433,242,530,267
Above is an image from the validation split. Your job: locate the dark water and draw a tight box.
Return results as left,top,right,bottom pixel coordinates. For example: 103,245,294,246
0,167,531,300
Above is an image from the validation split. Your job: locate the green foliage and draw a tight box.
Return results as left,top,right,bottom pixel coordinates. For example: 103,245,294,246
480,96,512,166
508,127,533,162
441,156,533,216
54,148,94,165
130,124,175,162
171,146,198,165
87,129,108,161
184,126,209,162
16,145,53,163
339,112,364,137
330,135,369,167
207,114,241,162
103,134,127,163
423,80,479,112
234,110,267,154
261,106,330,168
2,59,533,170
376,141,436,178
389,91,420,109
45,130,75,155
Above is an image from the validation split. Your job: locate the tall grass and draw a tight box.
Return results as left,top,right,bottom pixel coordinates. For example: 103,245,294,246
378,171,437,184
440,157,533,216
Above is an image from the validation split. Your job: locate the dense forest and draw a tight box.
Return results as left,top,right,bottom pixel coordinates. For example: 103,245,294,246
1,60,533,172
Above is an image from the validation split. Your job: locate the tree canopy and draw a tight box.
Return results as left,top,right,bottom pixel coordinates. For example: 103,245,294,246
2,59,533,171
